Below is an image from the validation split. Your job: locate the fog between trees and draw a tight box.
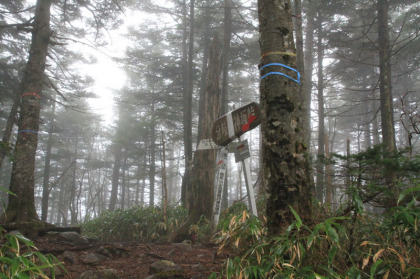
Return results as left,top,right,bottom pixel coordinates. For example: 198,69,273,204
0,0,419,228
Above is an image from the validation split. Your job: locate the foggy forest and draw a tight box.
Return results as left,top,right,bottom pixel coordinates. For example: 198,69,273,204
0,0,419,278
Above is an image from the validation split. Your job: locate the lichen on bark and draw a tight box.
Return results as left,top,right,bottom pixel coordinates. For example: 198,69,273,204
258,0,312,236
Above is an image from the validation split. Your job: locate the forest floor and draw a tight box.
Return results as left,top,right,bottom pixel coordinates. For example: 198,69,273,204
33,233,229,279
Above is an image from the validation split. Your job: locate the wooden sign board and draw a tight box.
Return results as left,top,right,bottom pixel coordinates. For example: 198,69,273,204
211,102,261,146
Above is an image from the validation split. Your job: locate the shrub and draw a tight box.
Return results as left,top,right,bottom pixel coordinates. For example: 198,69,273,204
81,205,187,242
212,202,420,278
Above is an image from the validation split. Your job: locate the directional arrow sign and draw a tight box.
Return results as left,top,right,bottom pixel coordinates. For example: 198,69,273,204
211,102,261,146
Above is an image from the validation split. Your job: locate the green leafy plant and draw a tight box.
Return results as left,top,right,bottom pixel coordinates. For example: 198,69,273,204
0,228,65,278
212,202,420,278
81,205,188,242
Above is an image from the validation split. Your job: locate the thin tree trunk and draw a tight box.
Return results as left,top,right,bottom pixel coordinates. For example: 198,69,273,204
0,98,19,169
181,0,194,208
109,146,122,211
41,100,56,222
70,133,78,225
149,101,156,207
316,11,325,203
167,144,175,204
121,151,127,210
303,0,315,148
221,0,233,212
161,131,168,226
325,133,332,208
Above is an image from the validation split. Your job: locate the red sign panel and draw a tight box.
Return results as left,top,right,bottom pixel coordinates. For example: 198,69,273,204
211,102,261,146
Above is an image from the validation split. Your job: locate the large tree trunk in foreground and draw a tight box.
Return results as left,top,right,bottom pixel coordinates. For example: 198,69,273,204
258,0,312,236
2,0,52,226
169,36,222,242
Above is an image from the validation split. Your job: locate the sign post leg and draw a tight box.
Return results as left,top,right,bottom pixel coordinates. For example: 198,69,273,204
242,157,258,216
212,148,228,227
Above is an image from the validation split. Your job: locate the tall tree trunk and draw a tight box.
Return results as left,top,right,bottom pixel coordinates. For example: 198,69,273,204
258,0,312,236
303,0,315,148
221,0,233,212
2,0,52,225
377,0,397,208
190,35,221,219
41,100,55,222
377,0,396,153
316,12,325,203
197,12,211,144
169,36,222,242
181,0,194,208
221,0,232,115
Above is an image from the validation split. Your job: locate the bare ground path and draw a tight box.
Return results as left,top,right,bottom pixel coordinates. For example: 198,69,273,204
33,233,228,278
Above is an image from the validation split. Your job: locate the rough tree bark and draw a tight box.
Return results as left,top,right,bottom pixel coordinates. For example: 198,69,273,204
258,0,312,236
1,0,52,228
169,36,222,242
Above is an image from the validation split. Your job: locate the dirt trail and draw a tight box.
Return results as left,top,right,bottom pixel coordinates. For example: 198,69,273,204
34,234,228,279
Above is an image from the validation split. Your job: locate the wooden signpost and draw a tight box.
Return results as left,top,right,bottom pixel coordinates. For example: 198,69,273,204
210,102,261,226
211,102,261,146
212,148,228,226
